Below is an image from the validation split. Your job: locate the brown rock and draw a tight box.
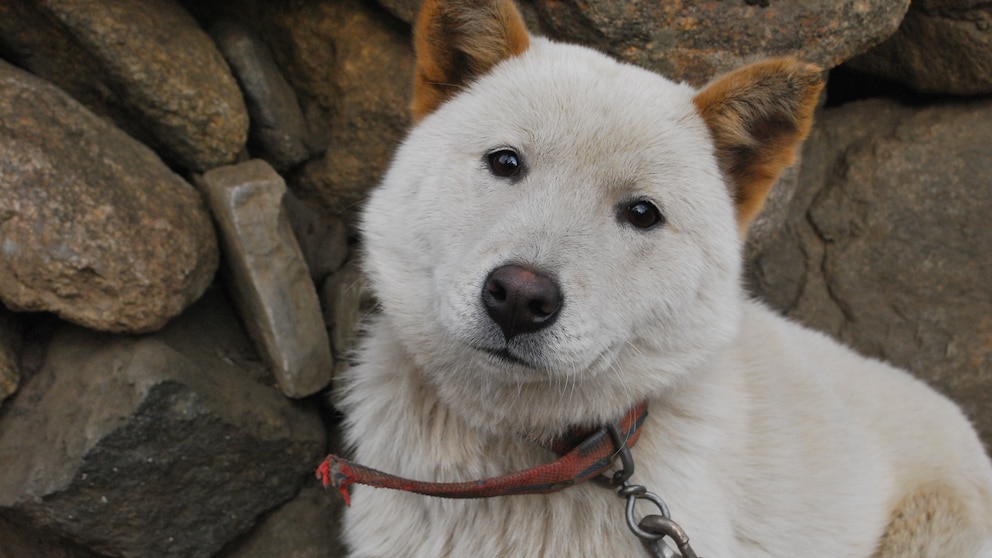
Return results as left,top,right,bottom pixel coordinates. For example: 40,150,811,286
531,0,910,86
259,0,414,222
747,98,992,448
846,0,992,94
376,0,420,25
0,0,248,171
0,307,21,405
0,60,218,333
200,160,333,398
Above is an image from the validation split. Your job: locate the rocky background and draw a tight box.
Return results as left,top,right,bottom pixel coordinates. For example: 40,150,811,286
0,0,989,556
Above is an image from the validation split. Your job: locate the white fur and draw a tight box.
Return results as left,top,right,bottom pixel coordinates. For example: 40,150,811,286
336,37,992,557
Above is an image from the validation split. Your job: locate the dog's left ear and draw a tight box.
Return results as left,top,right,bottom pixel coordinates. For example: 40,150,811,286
693,59,824,230
411,0,530,121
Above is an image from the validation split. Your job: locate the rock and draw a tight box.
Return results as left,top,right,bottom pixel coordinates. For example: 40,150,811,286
0,515,101,558
530,0,910,86
747,97,992,448
259,0,414,222
200,160,334,398
744,162,802,265
0,60,218,334
218,478,346,558
0,307,21,405
210,18,313,172
319,259,372,367
283,192,350,285
375,0,419,24
845,0,992,95
0,0,248,171
0,289,326,558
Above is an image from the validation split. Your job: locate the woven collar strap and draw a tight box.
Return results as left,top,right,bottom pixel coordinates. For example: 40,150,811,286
316,402,648,506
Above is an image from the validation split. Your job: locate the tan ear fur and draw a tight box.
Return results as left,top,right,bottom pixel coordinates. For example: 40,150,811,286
411,0,530,121
693,59,824,230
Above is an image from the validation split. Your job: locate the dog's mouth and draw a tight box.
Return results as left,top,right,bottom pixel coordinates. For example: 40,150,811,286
476,345,534,368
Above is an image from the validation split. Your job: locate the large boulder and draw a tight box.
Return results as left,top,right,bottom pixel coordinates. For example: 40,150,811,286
375,1,910,87
529,0,911,86
748,97,992,448
0,60,218,334
846,0,992,95
0,0,248,171
0,289,326,558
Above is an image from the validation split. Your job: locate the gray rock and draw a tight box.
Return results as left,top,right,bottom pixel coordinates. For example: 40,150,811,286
0,307,21,406
218,478,346,558
530,0,910,86
319,259,373,366
200,160,334,399
0,0,248,171
744,162,802,266
216,402,347,557
210,18,313,172
747,98,992,449
284,192,350,285
846,0,992,95
0,289,326,558
0,60,218,334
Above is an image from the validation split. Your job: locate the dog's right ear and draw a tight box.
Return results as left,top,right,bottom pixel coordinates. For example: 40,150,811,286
411,0,530,120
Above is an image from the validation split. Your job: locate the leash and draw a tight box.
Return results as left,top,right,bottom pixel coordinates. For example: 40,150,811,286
316,402,647,504
316,401,700,557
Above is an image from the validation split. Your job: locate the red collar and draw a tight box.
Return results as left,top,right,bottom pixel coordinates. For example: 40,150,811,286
316,402,648,506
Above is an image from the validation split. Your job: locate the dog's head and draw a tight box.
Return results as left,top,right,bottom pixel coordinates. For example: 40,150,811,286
360,0,822,433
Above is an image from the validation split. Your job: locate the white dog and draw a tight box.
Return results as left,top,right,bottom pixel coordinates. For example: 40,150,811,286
327,0,992,555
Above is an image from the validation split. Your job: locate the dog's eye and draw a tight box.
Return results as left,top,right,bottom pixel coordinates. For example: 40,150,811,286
487,149,522,178
622,200,664,230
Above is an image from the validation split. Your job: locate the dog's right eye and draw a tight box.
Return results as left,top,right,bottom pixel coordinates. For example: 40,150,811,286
487,149,522,178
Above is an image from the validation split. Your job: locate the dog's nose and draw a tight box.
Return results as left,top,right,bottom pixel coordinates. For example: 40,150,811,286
482,264,562,340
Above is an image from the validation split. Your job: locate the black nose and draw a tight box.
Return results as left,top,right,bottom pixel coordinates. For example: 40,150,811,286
482,264,562,341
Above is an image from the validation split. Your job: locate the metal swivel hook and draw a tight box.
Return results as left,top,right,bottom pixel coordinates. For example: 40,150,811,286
604,425,702,558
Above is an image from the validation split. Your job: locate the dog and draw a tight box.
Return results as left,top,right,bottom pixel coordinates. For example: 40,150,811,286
330,0,992,555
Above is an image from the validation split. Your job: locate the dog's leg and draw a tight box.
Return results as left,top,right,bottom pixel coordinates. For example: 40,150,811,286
871,482,992,557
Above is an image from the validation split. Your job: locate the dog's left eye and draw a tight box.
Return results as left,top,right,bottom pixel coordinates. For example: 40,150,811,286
487,149,522,178
621,200,664,230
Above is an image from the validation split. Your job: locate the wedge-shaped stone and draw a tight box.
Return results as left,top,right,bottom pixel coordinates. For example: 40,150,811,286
201,160,333,398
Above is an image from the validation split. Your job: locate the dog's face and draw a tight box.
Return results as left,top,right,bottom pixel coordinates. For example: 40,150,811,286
360,0,822,433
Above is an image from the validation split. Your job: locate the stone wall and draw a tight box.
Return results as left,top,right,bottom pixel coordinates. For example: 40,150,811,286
0,0,989,555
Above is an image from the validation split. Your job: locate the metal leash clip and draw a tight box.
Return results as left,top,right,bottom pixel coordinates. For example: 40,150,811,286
605,426,702,558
